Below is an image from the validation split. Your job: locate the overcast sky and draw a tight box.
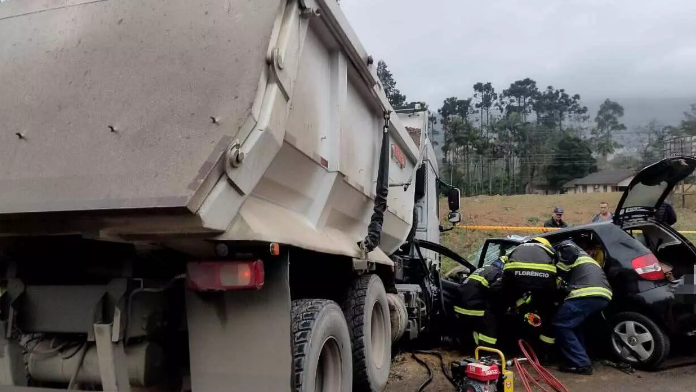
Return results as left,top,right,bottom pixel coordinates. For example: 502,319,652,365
342,0,696,122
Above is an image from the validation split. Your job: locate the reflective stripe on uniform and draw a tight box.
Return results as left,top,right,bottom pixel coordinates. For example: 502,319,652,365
478,333,497,345
574,256,600,268
540,335,555,344
473,331,479,345
530,242,556,256
454,306,485,317
504,262,557,273
468,274,489,287
515,295,533,307
567,286,613,301
558,256,600,272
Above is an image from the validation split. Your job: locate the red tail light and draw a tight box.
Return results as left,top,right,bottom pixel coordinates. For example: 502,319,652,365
631,254,664,281
187,260,265,291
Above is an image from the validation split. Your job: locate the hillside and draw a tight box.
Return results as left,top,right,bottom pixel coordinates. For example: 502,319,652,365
441,192,696,270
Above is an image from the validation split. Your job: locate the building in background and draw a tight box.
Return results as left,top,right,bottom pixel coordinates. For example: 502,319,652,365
563,169,635,194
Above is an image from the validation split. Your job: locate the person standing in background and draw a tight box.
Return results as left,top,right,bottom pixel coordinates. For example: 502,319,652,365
544,207,568,228
591,202,613,223
655,201,677,226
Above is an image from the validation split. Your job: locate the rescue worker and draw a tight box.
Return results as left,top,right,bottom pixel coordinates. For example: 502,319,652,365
452,255,507,347
498,237,558,351
553,240,612,375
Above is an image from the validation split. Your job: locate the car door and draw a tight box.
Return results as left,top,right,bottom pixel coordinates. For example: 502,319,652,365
414,239,476,275
412,240,476,318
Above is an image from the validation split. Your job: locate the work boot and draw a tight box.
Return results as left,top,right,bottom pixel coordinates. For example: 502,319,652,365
559,365,593,375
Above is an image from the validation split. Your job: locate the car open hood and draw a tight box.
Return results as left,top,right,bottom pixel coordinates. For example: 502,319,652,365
614,156,696,222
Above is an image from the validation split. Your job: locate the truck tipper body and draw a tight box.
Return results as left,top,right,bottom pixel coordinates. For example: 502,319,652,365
0,1,460,391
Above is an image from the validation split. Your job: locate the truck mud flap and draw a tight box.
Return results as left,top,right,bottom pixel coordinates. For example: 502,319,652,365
185,253,292,392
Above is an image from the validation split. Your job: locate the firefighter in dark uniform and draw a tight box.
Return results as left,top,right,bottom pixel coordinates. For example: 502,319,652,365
498,237,558,350
452,255,507,347
553,240,612,375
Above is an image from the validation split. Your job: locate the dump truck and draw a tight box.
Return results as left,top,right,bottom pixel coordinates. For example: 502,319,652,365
0,0,461,391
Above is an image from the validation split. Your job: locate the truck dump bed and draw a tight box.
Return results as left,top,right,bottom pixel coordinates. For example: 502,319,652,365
0,0,276,213
0,0,421,262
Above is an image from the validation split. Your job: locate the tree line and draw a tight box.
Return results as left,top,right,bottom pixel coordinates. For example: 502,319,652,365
377,60,696,196
610,104,696,172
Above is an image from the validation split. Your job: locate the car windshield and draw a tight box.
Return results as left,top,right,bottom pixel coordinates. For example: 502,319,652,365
479,240,520,267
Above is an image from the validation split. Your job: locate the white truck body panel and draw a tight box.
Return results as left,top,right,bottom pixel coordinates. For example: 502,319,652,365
0,0,420,263
397,110,442,265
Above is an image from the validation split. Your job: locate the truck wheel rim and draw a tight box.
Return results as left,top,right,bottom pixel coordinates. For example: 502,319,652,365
371,301,387,369
315,337,342,392
612,320,655,362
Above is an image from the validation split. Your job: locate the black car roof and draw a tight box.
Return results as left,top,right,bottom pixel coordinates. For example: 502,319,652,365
489,221,620,243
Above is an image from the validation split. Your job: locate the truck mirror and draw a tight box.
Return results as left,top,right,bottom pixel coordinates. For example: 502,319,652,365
448,211,461,224
448,188,461,211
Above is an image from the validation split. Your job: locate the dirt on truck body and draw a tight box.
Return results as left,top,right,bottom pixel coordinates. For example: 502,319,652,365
0,1,460,391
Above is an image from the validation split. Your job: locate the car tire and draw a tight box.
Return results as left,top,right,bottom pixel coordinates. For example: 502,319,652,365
292,299,353,392
343,274,391,392
609,312,670,369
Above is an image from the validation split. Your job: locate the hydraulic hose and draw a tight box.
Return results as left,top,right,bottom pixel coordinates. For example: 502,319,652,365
514,340,569,392
410,353,433,392
361,111,391,253
411,350,457,389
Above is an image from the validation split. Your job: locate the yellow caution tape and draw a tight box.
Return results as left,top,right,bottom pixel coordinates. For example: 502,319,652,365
455,225,559,232
454,225,696,235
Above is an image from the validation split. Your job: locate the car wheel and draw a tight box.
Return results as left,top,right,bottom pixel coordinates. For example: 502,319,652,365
609,312,670,369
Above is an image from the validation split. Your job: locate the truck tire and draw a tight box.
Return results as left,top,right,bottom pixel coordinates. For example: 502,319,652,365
343,274,391,392
292,299,352,392
609,312,670,369
386,293,407,342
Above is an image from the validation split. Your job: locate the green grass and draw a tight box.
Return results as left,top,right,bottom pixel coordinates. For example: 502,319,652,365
439,192,696,273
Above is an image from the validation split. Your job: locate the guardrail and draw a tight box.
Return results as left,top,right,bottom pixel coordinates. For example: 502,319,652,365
454,225,696,235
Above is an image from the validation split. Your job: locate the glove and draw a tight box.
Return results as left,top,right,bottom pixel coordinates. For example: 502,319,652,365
556,277,571,295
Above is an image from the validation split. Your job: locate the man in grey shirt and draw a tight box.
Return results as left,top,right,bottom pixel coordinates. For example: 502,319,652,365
591,202,613,223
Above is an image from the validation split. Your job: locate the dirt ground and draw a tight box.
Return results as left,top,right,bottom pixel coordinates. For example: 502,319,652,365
385,348,696,392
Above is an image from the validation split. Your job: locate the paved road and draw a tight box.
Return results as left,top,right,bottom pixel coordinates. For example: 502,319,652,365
386,351,696,392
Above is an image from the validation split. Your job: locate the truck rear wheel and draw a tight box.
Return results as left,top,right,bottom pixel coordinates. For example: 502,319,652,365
292,299,353,392
343,274,391,392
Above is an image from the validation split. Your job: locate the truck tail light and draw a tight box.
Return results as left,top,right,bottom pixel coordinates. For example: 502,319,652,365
631,254,664,281
187,260,265,291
